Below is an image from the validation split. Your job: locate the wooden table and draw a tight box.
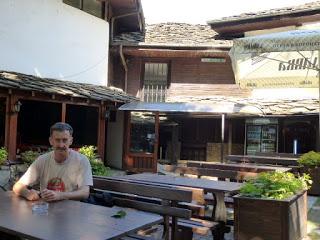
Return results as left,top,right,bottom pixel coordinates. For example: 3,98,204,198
226,154,299,166
110,173,243,223
0,192,162,240
187,161,292,172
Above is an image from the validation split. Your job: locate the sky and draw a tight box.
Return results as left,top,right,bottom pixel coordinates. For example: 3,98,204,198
141,0,315,24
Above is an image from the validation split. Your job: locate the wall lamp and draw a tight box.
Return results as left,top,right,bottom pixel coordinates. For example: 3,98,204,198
12,101,22,113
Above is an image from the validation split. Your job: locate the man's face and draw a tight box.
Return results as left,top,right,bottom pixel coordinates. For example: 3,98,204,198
49,130,73,158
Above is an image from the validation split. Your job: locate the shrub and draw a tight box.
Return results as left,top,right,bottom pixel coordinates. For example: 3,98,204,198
0,147,8,165
79,146,97,161
79,146,110,176
239,171,311,200
298,151,320,168
21,150,40,166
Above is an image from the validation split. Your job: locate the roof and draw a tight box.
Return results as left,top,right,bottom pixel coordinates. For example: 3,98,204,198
0,71,137,103
112,23,232,48
166,95,319,116
207,1,320,38
208,1,320,25
109,0,145,33
118,101,264,116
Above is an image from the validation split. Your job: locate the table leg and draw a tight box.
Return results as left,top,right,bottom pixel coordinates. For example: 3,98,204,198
210,192,227,222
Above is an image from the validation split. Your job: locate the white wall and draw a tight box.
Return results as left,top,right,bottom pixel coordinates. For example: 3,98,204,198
0,0,109,86
106,111,124,169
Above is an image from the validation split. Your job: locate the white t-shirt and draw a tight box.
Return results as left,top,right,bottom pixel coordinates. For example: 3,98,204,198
19,150,93,192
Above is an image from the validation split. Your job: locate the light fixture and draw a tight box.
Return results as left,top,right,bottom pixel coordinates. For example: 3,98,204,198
105,109,110,119
12,101,22,113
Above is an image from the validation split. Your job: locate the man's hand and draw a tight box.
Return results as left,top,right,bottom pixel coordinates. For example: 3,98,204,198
25,189,41,201
41,189,64,202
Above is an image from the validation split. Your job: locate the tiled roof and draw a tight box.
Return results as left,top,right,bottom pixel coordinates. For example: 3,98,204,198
207,1,320,25
166,95,319,116
113,23,232,48
0,71,137,103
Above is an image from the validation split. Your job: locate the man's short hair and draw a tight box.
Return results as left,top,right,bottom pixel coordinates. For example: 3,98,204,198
50,122,73,136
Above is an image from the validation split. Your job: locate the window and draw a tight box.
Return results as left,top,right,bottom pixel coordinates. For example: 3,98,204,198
63,0,104,18
142,63,169,102
130,112,155,153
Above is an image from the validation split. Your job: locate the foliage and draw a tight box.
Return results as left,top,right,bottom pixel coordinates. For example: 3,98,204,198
0,147,8,165
111,210,127,218
21,150,40,166
239,171,311,200
79,146,110,176
79,145,97,161
298,151,320,168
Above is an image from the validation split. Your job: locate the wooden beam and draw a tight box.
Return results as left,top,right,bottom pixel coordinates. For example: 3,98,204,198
120,48,230,58
154,112,159,173
5,95,18,160
61,103,66,123
97,105,106,161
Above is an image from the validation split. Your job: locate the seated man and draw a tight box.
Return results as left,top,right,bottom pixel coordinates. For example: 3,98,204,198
13,122,93,201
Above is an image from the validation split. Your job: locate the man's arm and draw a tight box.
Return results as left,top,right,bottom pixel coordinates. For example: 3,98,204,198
13,182,40,201
40,185,90,202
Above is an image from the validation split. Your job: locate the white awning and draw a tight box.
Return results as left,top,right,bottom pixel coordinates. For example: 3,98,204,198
118,101,264,116
229,29,320,89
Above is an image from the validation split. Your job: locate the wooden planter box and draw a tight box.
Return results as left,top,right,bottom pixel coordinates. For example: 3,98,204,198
234,191,307,240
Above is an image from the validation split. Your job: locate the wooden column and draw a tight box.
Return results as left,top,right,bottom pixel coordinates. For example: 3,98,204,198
123,111,132,170
97,105,106,162
154,112,160,172
5,94,19,160
220,114,225,163
228,120,233,155
61,102,66,123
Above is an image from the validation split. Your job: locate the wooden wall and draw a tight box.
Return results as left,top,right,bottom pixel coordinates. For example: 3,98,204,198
110,55,238,98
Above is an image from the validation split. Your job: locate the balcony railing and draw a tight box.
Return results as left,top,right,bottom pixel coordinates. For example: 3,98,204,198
141,85,167,102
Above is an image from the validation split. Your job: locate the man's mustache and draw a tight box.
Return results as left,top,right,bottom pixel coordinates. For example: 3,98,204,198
54,147,67,151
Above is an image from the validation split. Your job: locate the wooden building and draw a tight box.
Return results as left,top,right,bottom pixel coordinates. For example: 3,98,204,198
109,2,320,172
0,71,136,162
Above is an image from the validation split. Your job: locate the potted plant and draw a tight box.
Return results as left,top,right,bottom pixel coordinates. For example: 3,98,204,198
234,171,310,240
298,151,320,195
0,147,8,168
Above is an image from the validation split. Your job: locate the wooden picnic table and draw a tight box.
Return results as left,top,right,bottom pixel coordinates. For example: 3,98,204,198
187,161,292,173
0,192,162,240
110,173,243,223
226,154,299,166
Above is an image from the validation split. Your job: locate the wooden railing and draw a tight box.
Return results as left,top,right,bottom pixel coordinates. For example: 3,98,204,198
141,85,167,102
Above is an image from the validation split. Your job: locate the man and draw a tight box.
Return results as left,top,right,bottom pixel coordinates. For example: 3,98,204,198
13,122,93,201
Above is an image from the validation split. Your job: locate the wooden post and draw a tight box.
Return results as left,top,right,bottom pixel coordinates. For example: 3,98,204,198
97,105,106,162
123,111,132,170
221,114,225,163
61,102,66,123
228,120,233,155
5,94,18,160
154,112,159,172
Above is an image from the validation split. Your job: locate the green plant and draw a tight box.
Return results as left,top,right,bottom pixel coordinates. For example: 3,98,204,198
79,146,97,161
298,151,320,168
239,171,311,200
79,146,110,176
21,150,40,166
0,147,8,165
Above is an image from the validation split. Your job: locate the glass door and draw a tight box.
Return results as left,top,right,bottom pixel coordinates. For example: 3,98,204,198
246,125,262,155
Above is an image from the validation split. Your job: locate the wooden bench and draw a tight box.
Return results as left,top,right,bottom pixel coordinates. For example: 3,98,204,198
93,176,222,240
187,161,292,173
226,154,299,166
163,165,258,182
